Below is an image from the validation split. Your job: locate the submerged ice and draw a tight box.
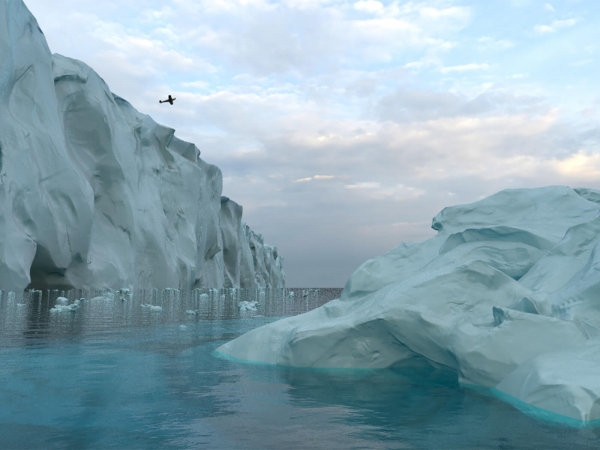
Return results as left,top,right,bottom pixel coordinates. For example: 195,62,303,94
218,187,600,423
0,0,284,292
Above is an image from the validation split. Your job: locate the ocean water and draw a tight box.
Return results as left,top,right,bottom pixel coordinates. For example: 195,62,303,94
0,288,599,450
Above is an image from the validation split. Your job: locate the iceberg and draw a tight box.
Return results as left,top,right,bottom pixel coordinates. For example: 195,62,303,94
0,0,284,292
218,186,600,423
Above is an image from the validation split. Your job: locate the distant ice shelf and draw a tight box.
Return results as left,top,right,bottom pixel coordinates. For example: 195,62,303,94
218,186,600,424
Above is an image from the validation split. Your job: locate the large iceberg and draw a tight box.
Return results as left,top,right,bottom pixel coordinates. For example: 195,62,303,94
218,186,600,423
0,0,284,292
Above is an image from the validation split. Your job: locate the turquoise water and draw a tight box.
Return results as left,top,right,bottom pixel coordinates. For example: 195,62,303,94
1,289,599,449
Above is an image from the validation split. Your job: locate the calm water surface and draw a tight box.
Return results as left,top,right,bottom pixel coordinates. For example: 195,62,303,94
0,288,599,449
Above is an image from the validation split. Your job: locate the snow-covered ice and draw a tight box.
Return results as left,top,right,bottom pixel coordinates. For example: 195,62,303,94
0,0,284,292
218,187,600,423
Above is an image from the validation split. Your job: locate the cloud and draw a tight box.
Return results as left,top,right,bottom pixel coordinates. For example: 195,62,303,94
534,18,577,34
345,182,380,189
176,0,471,76
353,0,384,15
440,63,490,73
554,151,600,181
294,175,337,182
543,3,555,12
477,36,514,50
345,183,425,201
375,88,546,123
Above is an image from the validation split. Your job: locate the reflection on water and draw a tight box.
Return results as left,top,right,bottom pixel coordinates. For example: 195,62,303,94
0,288,339,347
1,288,600,449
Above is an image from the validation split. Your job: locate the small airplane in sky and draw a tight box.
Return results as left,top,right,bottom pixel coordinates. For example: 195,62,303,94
159,94,176,105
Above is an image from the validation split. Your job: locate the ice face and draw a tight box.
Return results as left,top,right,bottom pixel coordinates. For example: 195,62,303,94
0,0,284,292
217,186,600,423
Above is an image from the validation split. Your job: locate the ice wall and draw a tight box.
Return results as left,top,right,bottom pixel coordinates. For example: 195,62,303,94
218,186,600,423
0,0,284,291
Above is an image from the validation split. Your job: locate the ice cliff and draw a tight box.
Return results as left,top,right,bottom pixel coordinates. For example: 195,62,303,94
218,186,600,424
0,0,284,292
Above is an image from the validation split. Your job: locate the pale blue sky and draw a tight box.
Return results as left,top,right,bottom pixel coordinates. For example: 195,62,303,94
25,0,600,286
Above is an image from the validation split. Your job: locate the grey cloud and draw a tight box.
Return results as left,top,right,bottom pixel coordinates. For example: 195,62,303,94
376,88,547,122
193,7,342,76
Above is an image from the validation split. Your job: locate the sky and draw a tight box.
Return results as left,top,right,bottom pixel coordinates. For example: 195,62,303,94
23,0,600,287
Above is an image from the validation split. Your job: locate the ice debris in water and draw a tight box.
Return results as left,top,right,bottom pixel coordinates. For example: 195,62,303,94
238,301,258,311
140,304,163,312
185,310,200,315
302,289,319,297
50,299,82,313
119,288,132,301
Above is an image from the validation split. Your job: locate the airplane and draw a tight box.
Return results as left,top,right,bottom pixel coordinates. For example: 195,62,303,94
159,94,176,105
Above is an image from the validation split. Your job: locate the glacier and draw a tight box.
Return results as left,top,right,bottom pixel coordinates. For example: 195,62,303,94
0,0,284,292
218,186,600,424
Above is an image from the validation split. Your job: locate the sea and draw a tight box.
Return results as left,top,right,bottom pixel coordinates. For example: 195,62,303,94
0,287,599,449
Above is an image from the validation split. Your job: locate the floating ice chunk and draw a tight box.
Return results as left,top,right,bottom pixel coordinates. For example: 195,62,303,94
218,186,600,423
185,310,199,315
238,301,258,311
50,300,81,313
119,288,132,301
179,325,188,331
90,291,115,302
56,297,68,305
140,304,163,312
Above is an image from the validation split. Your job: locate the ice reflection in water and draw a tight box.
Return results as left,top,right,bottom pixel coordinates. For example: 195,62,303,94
1,288,600,449
0,288,331,347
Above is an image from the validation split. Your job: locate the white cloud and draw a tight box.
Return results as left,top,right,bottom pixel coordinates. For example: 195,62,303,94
553,151,600,181
534,18,577,34
345,182,381,189
353,0,384,15
544,3,555,12
572,58,593,67
294,175,337,182
477,37,514,50
440,63,490,73
174,0,277,14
